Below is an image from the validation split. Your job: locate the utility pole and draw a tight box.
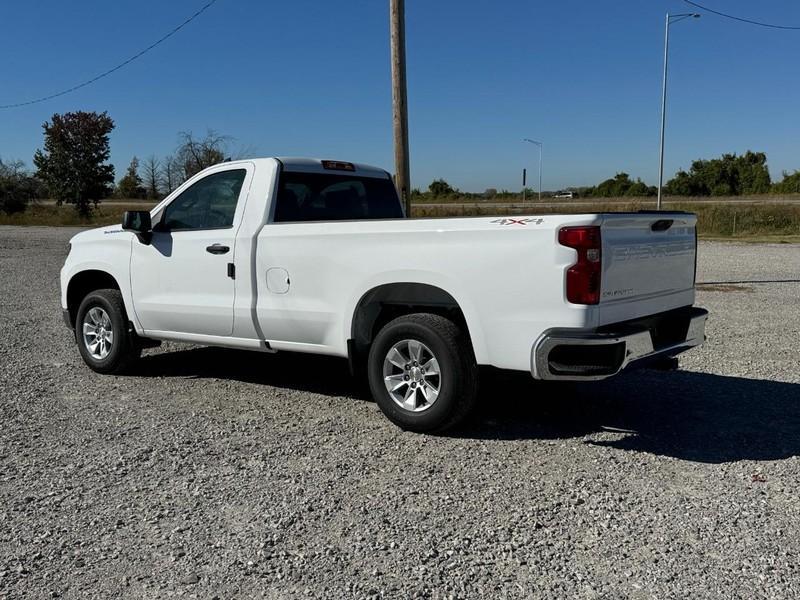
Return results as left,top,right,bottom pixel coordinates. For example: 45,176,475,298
390,0,411,216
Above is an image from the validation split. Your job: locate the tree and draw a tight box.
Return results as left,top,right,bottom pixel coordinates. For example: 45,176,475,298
665,151,771,196
736,151,771,194
160,154,182,194
624,179,656,197
142,155,162,199
664,170,699,196
428,179,457,196
595,172,630,197
0,159,41,214
773,170,800,194
583,173,654,198
176,130,228,179
33,111,115,216
115,157,145,199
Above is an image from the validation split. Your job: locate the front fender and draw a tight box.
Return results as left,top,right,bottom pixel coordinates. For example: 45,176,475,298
61,231,141,333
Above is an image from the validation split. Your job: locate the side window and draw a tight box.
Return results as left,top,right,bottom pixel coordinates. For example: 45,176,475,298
161,169,246,231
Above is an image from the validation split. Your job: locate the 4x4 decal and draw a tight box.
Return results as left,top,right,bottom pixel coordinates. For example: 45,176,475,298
490,217,544,226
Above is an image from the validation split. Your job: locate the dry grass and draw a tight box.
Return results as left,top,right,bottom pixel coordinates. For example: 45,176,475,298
0,202,156,227
3,198,798,242
414,193,800,205
411,201,800,241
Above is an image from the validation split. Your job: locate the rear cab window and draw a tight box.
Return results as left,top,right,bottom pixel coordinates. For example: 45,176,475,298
273,171,403,222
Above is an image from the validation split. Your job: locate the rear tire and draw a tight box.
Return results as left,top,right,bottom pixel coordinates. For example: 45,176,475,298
368,313,478,433
75,289,141,374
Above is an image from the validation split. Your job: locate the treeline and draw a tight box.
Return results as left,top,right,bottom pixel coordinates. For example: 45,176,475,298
0,110,240,216
415,151,800,201
4,115,800,218
583,151,799,198
411,179,531,200
115,130,235,201
665,151,771,196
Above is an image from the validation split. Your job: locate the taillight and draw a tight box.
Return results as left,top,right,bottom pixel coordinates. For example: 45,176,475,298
558,226,602,305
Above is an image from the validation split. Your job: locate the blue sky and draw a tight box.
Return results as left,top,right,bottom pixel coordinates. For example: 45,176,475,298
2,0,799,191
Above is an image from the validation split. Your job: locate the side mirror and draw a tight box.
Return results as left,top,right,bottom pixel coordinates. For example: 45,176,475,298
122,210,153,244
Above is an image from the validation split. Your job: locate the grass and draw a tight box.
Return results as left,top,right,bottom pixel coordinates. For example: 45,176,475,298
0,202,155,227
2,198,798,242
411,200,800,242
415,193,800,205
675,203,800,240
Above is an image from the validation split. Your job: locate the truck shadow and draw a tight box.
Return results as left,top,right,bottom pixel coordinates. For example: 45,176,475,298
466,369,800,464
134,346,361,398
132,347,800,464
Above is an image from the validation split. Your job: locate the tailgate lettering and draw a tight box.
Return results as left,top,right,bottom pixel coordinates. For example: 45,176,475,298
611,240,694,262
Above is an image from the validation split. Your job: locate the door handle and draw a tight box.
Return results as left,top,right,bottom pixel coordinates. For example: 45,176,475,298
206,244,230,255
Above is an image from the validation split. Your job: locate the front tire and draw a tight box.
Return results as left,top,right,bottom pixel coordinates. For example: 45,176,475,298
368,313,478,433
75,289,140,374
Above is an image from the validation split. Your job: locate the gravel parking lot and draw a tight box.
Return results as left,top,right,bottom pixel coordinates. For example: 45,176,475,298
1,226,799,599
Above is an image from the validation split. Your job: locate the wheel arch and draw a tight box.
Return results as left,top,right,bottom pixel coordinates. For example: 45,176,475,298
349,282,487,364
65,270,122,328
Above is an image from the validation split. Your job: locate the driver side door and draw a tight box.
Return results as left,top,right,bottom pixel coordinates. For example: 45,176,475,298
130,165,252,337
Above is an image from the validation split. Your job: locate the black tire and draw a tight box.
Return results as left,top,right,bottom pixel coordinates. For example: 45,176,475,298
367,313,478,433
75,289,141,374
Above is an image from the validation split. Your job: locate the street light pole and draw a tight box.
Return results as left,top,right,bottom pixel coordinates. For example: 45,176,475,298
657,14,670,210
523,138,542,201
657,12,699,210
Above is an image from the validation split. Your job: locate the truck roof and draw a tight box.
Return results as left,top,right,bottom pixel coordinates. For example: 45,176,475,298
277,157,390,178
196,157,390,179
217,157,387,178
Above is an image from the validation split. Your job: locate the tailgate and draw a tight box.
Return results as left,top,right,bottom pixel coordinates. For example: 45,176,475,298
599,212,697,318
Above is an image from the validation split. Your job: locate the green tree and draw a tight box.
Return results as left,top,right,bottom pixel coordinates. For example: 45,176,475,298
428,179,457,196
664,170,699,196
736,151,771,194
773,170,800,194
665,151,771,196
624,179,656,197
594,172,632,197
33,111,115,216
115,157,146,199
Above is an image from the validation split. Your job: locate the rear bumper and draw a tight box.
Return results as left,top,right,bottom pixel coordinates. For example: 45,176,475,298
531,306,708,381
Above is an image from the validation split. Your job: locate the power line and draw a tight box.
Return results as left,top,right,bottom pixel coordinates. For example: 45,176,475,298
0,0,221,109
683,0,800,30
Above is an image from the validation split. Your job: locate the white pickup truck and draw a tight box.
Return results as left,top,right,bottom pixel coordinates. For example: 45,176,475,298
61,157,707,432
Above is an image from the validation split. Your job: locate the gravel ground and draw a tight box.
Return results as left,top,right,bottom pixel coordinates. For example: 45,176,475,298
1,226,799,599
